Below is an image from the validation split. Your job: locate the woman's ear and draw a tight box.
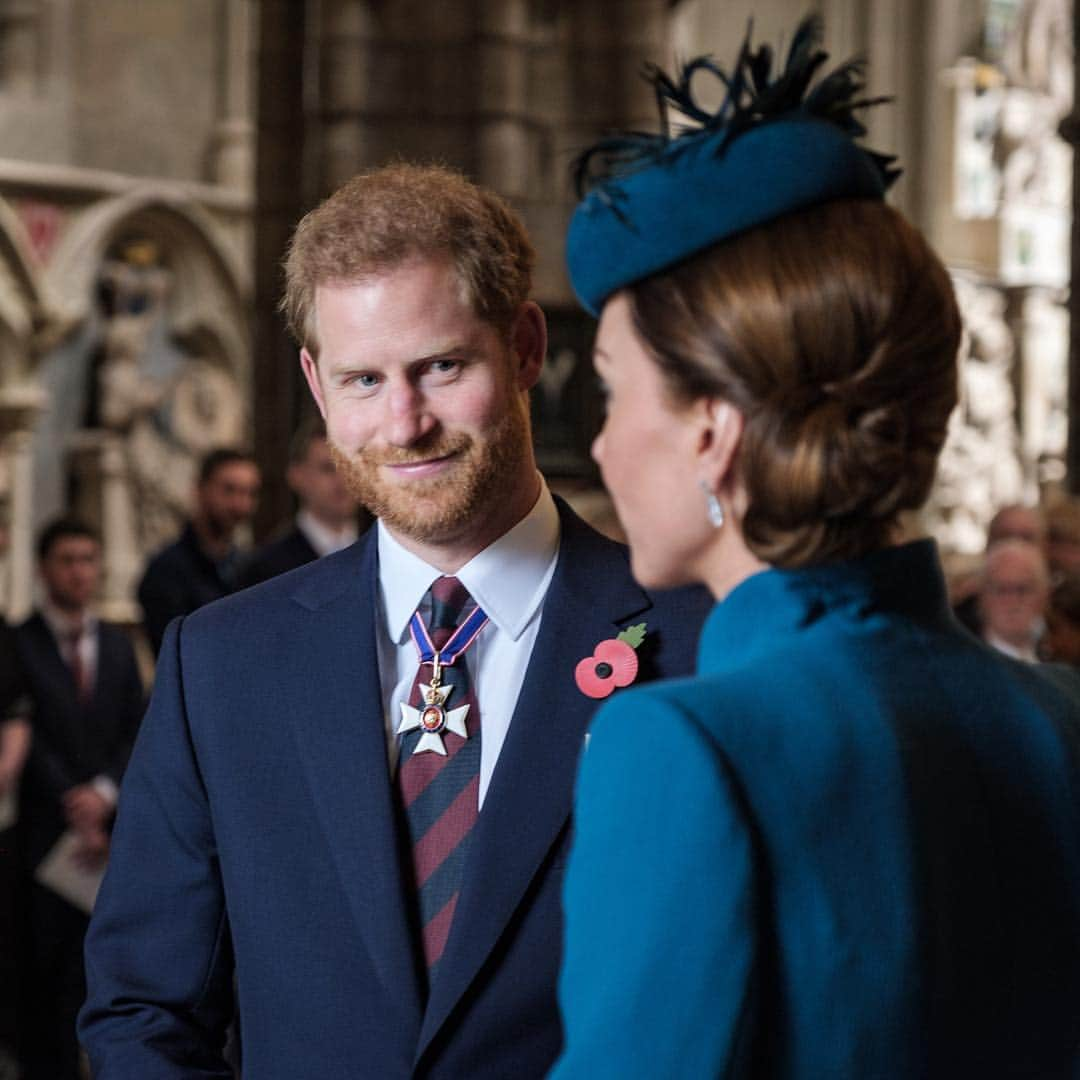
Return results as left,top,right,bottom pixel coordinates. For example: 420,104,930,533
696,398,744,493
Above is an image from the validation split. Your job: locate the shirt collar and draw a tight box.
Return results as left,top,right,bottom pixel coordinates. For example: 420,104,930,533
42,600,97,641
984,630,1039,662
378,479,560,645
296,509,358,558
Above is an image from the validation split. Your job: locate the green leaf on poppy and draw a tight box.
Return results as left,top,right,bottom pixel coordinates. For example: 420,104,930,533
616,622,647,649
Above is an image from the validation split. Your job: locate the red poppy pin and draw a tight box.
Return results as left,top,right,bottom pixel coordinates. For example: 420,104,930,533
575,623,647,699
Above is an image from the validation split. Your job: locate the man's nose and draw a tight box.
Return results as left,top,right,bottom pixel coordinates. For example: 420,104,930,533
386,381,435,445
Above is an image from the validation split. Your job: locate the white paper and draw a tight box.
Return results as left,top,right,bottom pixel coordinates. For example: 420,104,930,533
33,830,106,915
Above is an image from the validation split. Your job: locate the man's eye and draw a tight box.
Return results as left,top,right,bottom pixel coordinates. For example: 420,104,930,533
429,359,459,374
354,373,379,388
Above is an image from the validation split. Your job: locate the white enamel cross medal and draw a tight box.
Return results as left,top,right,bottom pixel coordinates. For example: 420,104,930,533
398,598,489,757
397,656,471,757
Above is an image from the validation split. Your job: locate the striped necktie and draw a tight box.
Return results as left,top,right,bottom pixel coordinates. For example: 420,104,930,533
65,624,91,705
395,576,486,976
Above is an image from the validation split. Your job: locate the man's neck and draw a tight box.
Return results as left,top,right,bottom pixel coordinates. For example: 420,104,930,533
191,517,233,561
42,598,92,634
383,472,542,574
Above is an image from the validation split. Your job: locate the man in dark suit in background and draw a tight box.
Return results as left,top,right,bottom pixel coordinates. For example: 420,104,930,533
80,164,711,1078
137,447,261,653
239,419,364,588
15,518,144,1080
0,613,30,1072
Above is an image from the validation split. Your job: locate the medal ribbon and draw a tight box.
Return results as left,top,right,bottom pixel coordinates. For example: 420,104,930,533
408,602,489,668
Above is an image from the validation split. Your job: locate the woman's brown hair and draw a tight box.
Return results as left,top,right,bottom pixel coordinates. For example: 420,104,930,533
628,198,962,568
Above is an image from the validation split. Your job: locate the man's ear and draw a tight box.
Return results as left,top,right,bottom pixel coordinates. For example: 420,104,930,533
300,348,328,420
696,398,744,493
510,301,547,393
285,461,304,497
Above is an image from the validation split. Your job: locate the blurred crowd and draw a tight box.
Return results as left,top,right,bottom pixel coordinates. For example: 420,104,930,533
951,501,1080,667
0,419,366,1079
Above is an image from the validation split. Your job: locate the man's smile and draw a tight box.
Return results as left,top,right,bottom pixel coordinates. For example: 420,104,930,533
385,452,460,479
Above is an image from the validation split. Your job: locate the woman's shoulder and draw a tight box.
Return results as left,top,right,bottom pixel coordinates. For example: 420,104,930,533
586,674,742,778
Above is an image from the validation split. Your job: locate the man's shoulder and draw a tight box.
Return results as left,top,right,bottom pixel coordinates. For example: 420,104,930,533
240,526,317,587
14,610,46,637
190,536,372,627
140,529,196,579
13,611,53,658
551,500,711,678
11,614,57,684
96,619,138,657
262,525,314,559
554,500,710,612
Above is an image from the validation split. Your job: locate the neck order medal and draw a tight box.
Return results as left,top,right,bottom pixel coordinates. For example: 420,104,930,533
397,603,489,756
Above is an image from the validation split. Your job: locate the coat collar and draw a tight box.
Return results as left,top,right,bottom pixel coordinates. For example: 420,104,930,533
698,539,953,675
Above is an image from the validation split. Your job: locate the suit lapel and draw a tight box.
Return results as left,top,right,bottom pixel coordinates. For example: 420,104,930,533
24,613,83,718
287,536,424,1031
416,504,652,1058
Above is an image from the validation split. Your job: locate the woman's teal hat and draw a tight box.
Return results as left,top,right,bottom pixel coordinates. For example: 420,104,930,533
566,18,899,316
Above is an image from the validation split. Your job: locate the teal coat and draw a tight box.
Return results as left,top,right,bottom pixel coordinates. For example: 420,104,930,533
552,541,1080,1079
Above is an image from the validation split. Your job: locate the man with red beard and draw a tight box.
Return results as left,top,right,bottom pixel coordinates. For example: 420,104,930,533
79,164,710,1079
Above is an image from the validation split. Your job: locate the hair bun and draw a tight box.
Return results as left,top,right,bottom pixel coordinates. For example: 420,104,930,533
626,199,960,568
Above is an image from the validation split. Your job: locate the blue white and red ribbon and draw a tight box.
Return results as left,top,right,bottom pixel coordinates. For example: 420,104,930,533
408,603,489,666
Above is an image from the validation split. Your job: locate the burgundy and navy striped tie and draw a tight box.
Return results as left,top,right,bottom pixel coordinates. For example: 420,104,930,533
396,576,485,975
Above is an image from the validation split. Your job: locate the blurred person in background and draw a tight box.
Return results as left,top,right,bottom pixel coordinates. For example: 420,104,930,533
1041,576,1080,667
0,618,30,811
15,518,144,1080
1046,499,1080,581
239,418,364,588
953,503,1045,635
977,539,1050,662
0,560,30,1074
137,447,260,654
986,503,1046,548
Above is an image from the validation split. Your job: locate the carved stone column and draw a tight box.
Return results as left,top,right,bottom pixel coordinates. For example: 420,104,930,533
0,384,46,621
210,0,257,191
67,431,140,621
1062,1,1080,490
0,0,41,96
253,0,310,536
476,1,530,199
318,0,382,192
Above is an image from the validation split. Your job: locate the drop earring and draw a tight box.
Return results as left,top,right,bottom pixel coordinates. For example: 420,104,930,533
699,481,724,529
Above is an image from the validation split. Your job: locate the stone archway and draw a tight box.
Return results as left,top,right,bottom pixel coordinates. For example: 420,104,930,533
35,192,251,620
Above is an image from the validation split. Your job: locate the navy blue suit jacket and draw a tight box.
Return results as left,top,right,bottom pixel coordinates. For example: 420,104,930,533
79,501,710,1078
553,541,1080,1078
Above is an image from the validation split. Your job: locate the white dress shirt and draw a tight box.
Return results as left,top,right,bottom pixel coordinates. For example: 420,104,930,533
984,630,1039,663
376,481,560,808
296,509,359,557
